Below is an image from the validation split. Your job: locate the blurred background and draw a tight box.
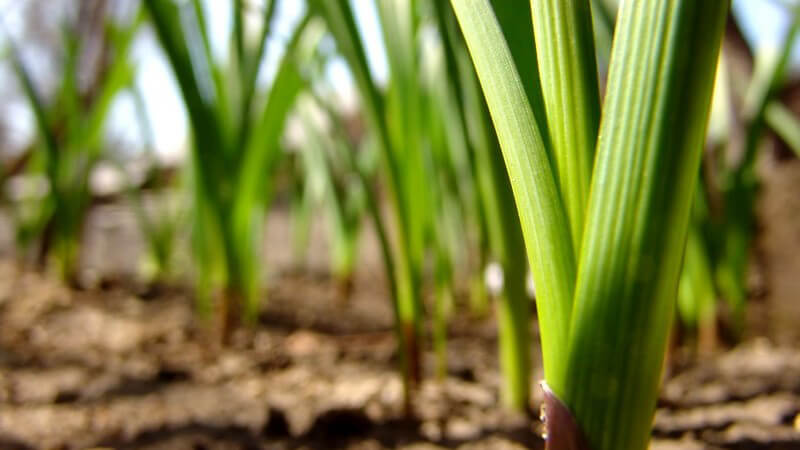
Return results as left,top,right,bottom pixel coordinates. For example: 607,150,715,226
0,0,798,449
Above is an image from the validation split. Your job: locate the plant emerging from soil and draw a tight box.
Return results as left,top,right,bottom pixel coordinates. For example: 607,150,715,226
310,0,537,412
144,0,313,341
6,2,141,284
452,0,728,448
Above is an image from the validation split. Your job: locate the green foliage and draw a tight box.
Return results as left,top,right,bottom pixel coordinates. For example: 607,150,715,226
11,2,797,445
119,84,183,284
451,0,576,393
296,100,366,287
144,0,311,330
311,0,463,404
677,5,800,337
530,0,600,249
678,212,716,331
714,8,800,328
310,0,420,404
766,101,800,157
453,0,728,447
431,0,532,410
7,6,142,282
312,0,545,410
564,3,727,447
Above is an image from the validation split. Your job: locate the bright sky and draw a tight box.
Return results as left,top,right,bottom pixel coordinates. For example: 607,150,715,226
0,0,797,161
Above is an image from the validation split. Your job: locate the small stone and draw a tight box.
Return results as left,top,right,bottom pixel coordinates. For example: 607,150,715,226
445,417,481,441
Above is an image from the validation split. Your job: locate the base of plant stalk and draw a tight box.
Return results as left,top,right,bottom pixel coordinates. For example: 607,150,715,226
400,322,422,416
214,288,242,347
335,275,355,303
540,382,590,450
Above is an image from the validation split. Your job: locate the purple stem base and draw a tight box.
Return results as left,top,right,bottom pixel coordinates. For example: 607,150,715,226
541,382,591,450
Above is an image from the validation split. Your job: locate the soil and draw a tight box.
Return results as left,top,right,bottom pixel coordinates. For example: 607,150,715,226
1,262,799,450
0,151,799,450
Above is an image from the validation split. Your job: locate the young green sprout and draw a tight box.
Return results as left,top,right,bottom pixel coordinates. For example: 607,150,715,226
310,0,435,410
144,0,312,341
313,0,537,411
296,98,366,298
430,0,534,410
7,4,141,284
452,0,728,448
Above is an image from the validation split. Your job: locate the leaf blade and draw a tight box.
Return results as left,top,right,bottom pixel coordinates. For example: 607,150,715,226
451,0,576,389
563,2,729,449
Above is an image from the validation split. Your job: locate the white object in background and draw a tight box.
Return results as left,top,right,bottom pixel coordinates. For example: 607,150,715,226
484,261,504,296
